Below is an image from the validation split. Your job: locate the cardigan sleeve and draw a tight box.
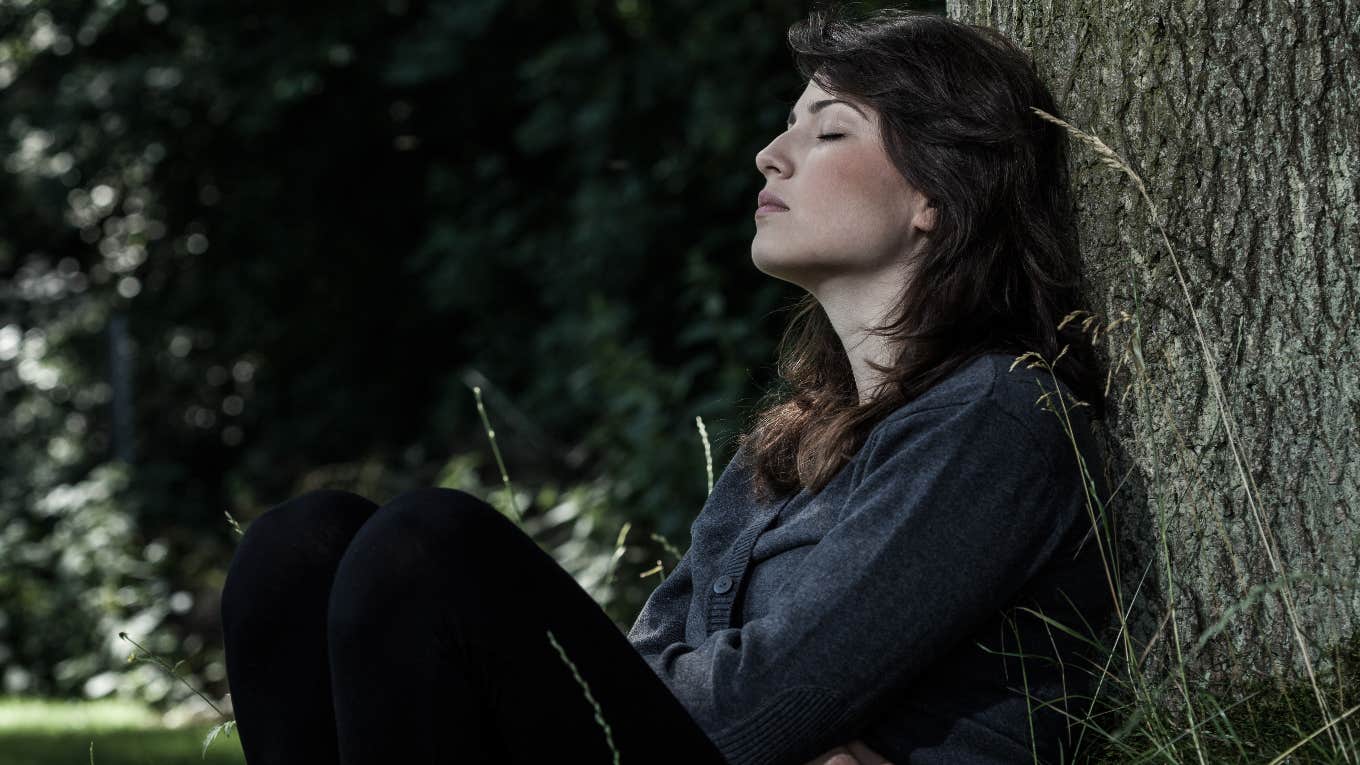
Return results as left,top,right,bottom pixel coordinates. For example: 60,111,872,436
626,544,696,662
646,396,1077,765
629,440,753,662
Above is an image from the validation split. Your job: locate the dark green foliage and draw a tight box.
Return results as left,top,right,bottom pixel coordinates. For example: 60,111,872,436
0,0,944,710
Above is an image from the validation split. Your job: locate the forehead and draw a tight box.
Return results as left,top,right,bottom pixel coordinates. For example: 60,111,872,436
787,79,873,124
794,78,834,104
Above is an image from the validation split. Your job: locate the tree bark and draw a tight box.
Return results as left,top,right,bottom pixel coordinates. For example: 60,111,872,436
947,0,1359,708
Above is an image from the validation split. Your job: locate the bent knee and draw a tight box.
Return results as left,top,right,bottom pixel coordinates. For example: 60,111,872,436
367,487,510,544
324,488,513,629
222,489,377,620
241,488,377,548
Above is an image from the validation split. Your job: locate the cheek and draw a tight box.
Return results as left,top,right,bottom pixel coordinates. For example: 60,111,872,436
814,151,908,232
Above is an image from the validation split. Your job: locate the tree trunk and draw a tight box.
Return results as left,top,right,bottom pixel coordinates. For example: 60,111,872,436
947,0,1358,709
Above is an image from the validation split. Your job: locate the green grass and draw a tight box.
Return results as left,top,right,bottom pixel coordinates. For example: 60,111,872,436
0,696,245,765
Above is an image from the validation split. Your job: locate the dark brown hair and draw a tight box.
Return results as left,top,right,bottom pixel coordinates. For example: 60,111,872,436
740,3,1105,503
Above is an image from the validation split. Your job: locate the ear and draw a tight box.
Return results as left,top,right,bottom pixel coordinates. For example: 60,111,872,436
913,198,938,233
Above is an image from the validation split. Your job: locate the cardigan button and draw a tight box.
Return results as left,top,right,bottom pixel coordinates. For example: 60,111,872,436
712,574,733,594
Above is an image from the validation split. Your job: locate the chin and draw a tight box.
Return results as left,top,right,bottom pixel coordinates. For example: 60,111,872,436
750,245,785,278
749,249,813,288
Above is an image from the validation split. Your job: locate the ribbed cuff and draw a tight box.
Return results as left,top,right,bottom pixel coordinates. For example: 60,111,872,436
710,685,850,765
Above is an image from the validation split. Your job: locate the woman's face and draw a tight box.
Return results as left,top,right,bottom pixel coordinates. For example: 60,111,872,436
752,79,935,293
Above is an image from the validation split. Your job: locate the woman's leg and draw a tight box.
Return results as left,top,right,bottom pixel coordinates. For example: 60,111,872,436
326,486,728,764
220,488,379,764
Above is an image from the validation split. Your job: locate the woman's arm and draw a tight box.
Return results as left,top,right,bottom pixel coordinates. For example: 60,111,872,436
629,441,752,661
626,546,697,661
643,396,1076,765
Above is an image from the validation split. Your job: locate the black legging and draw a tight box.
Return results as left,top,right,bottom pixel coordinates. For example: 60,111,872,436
219,487,730,764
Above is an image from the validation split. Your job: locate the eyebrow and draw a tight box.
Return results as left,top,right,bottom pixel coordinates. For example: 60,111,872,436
787,98,867,127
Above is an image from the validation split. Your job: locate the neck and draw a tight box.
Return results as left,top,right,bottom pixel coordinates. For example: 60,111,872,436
810,275,903,407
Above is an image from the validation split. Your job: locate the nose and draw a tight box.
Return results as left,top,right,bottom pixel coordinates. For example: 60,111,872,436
754,135,785,178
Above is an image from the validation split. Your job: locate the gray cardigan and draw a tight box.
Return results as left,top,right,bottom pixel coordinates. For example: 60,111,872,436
626,352,1114,765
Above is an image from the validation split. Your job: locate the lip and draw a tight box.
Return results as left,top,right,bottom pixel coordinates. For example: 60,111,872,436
755,189,790,218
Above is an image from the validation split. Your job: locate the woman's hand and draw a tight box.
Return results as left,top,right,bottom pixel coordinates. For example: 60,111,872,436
801,739,893,765
800,745,860,765
845,738,893,764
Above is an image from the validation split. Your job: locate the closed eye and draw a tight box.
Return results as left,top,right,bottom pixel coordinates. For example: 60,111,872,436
817,133,845,141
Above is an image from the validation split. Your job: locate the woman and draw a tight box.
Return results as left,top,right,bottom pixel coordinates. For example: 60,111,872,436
220,6,1113,765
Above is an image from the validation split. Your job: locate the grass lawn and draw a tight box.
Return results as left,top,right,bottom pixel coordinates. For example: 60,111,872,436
0,696,245,765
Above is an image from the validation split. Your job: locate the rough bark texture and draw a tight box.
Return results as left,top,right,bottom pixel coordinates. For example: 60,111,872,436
947,0,1358,705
